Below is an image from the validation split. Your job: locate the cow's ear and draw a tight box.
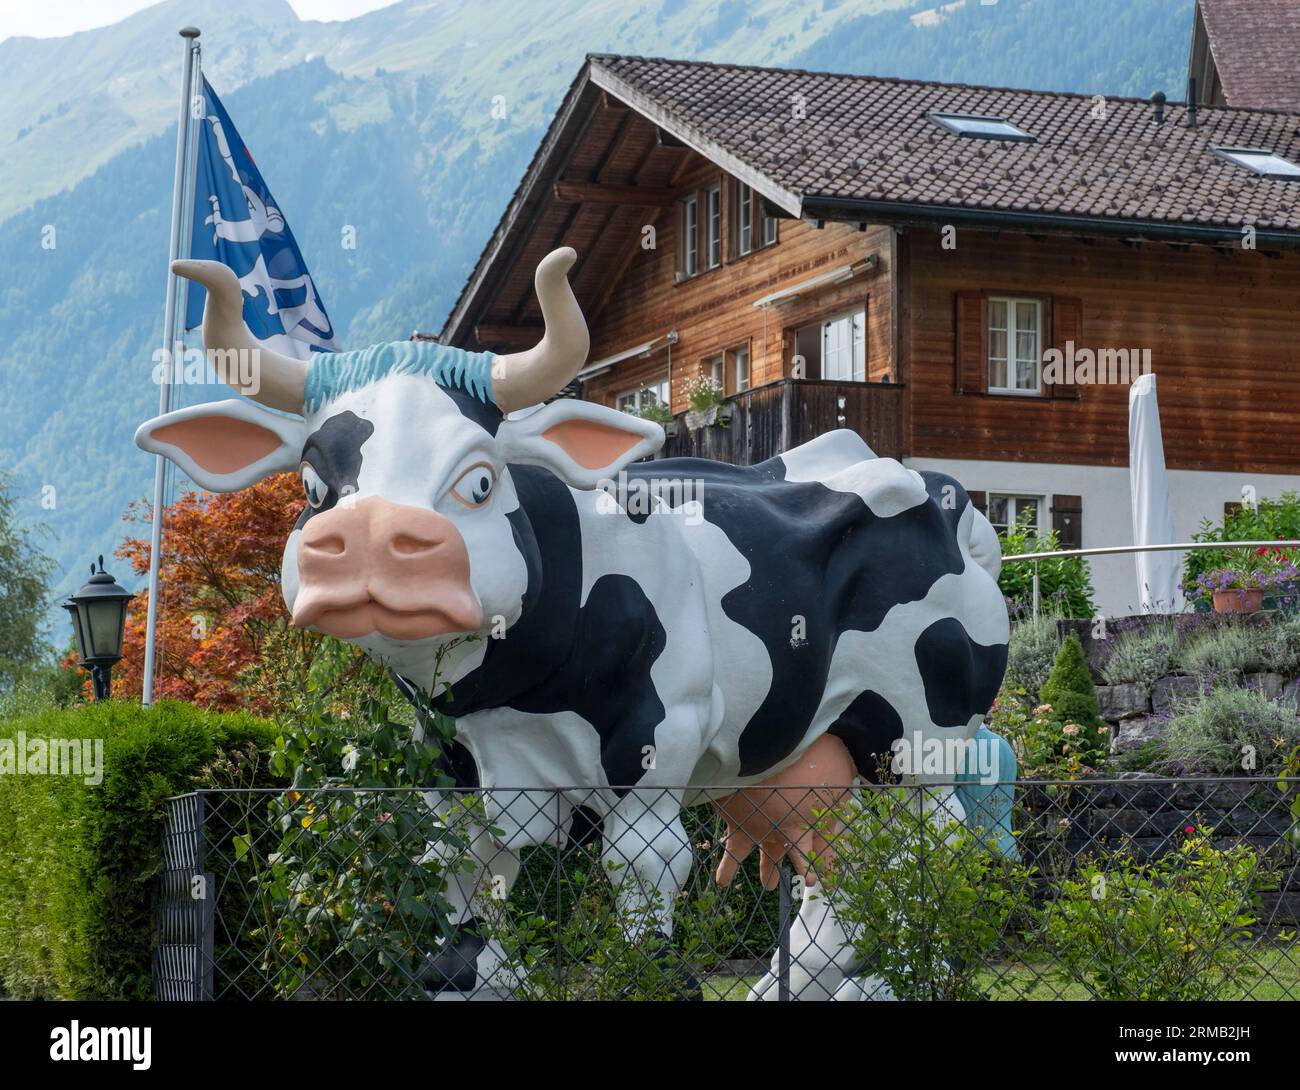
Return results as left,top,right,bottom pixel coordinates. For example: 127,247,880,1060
497,400,664,488
135,399,305,492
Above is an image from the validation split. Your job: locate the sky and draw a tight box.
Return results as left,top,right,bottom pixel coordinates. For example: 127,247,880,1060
0,0,400,42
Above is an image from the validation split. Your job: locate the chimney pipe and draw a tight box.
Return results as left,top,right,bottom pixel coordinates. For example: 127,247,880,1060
1151,90,1166,125
1186,78,1198,128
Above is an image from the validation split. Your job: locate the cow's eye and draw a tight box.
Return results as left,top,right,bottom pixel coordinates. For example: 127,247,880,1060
451,462,496,508
301,463,328,509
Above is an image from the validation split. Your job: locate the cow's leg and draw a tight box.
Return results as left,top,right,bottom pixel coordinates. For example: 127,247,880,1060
416,820,521,995
599,788,698,997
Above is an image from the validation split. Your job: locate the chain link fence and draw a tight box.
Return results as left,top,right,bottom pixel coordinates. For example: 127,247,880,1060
155,778,1300,1001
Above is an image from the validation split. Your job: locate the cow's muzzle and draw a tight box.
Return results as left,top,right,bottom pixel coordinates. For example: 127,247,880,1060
291,496,482,640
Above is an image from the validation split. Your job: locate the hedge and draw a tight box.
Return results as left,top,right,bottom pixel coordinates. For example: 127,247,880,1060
0,699,282,999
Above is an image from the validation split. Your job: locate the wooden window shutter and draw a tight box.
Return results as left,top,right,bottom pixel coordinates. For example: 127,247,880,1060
954,291,987,394
1049,296,1083,400
967,489,988,515
1051,493,1083,549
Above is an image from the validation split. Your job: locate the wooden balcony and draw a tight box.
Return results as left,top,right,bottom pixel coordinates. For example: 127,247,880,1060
658,379,905,465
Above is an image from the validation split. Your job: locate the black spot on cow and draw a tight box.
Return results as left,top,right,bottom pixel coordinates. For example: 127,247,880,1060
295,410,374,529
619,453,996,778
913,617,1008,730
827,689,905,784
430,465,667,793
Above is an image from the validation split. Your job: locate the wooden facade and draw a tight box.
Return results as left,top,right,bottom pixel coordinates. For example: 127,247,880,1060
902,229,1300,476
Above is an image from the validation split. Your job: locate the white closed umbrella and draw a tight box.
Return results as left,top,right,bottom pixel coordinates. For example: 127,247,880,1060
1128,373,1181,612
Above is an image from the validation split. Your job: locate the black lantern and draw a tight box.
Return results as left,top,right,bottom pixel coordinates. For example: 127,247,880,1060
64,556,134,701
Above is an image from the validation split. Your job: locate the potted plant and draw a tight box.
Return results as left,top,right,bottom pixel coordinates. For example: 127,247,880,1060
1256,539,1300,613
1194,547,1292,613
683,375,727,431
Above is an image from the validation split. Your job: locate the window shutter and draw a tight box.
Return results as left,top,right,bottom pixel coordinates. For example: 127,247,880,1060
955,291,987,394
967,489,988,515
1049,296,1083,400
1051,493,1083,549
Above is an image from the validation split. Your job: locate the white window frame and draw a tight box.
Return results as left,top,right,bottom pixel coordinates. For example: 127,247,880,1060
987,493,1044,535
733,345,750,392
682,195,698,277
987,296,1042,396
762,212,778,246
616,378,671,414
706,184,722,269
737,184,754,256
820,308,866,383
706,354,723,388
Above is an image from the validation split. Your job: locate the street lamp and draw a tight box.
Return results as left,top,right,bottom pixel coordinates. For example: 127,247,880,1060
64,556,134,701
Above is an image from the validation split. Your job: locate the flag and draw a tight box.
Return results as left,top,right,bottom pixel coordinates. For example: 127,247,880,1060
185,76,339,358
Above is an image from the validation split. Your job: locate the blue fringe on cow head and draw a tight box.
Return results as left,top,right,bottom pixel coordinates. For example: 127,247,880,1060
303,341,498,413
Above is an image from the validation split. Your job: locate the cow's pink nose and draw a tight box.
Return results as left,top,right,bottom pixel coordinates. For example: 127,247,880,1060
292,496,482,639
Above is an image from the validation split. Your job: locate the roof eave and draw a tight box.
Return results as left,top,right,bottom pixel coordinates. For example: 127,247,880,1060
800,193,1300,249
439,62,600,346
588,59,803,219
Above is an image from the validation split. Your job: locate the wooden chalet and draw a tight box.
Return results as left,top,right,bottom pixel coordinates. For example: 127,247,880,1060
437,33,1300,616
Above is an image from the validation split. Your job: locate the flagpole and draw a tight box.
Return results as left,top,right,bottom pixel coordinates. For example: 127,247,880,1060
142,26,201,706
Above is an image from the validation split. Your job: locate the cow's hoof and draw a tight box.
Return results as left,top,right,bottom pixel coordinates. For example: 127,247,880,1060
417,920,485,992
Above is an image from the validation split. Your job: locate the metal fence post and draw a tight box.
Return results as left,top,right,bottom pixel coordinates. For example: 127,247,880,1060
1032,560,1040,620
195,791,215,1001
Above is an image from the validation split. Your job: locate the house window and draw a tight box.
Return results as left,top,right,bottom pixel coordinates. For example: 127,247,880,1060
705,354,724,388
1212,146,1300,179
987,297,1041,395
681,195,699,277
732,345,750,392
737,185,753,256
929,112,1035,142
796,309,865,382
987,493,1042,535
732,180,778,257
617,379,671,415
706,185,722,269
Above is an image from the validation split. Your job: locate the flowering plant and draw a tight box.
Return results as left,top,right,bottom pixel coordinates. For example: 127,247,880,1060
1193,543,1299,598
683,374,725,412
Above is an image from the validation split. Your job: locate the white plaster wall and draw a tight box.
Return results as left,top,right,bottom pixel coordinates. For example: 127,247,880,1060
904,457,1300,619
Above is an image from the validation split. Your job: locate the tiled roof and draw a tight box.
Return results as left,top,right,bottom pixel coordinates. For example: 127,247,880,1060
1198,0,1300,112
589,54,1300,238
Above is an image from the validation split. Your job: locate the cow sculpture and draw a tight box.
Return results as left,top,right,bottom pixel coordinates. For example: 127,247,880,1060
137,248,1011,1000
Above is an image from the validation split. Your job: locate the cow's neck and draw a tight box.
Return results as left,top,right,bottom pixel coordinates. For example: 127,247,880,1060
431,464,583,717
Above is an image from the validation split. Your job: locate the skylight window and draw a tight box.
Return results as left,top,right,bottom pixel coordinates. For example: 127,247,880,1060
929,112,1034,142
1212,146,1300,179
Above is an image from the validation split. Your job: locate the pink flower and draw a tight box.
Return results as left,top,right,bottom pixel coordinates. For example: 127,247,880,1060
1184,825,1195,834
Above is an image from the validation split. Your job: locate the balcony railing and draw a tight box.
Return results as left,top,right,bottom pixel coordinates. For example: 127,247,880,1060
659,378,904,465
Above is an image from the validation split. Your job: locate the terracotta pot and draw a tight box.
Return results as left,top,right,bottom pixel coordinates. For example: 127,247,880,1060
1212,588,1264,613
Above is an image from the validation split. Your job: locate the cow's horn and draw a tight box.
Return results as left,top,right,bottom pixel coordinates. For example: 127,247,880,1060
491,248,590,413
170,259,307,414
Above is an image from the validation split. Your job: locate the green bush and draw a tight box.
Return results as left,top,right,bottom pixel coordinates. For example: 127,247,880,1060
1004,612,1062,697
1038,633,1108,765
1179,625,1270,684
1252,615,1300,677
1036,831,1270,1000
998,521,1095,620
1163,686,1300,776
835,790,1034,1000
1183,491,1300,608
0,699,280,999
1100,621,1182,692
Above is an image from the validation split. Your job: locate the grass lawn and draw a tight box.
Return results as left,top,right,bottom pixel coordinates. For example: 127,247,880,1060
698,944,1300,1000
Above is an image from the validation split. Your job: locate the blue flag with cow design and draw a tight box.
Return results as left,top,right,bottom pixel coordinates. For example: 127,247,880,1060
184,76,339,358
